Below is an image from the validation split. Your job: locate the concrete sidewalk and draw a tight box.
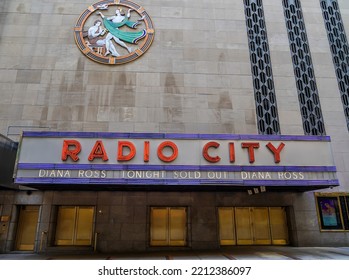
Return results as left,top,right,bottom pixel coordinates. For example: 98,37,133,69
1,246,349,260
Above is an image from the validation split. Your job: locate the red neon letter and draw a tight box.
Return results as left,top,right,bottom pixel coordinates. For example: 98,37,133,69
229,142,235,163
144,141,150,162
241,142,260,163
266,142,285,163
117,141,136,161
61,140,81,162
157,141,178,162
88,140,108,161
203,141,221,163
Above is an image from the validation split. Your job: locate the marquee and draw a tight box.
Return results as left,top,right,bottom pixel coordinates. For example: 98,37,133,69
14,132,339,188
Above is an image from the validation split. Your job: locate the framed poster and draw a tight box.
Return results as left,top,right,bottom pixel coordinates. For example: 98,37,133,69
317,197,343,230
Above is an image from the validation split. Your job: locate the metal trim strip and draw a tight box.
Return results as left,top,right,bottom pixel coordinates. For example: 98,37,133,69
21,131,331,141
16,163,337,172
14,177,340,186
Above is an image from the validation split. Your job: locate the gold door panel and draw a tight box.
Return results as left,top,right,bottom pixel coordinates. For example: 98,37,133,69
269,207,289,245
55,207,75,245
219,207,289,246
169,208,186,246
252,207,271,245
150,208,168,246
16,206,39,251
150,207,187,246
235,207,253,245
218,208,236,245
75,207,94,245
55,206,94,246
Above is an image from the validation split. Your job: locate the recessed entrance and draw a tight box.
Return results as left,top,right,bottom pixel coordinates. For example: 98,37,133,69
55,206,94,246
218,207,289,245
150,207,187,246
15,205,39,251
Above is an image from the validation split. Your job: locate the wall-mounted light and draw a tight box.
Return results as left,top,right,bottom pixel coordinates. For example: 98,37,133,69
247,186,266,195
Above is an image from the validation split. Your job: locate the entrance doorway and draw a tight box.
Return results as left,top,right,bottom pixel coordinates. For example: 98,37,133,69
150,207,187,246
15,205,39,251
218,207,289,245
55,206,94,246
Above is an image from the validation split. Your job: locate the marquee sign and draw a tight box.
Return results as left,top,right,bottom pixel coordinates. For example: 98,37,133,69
74,0,154,65
14,132,339,188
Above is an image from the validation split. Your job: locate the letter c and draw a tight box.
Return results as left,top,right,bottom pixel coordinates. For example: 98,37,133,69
202,141,221,163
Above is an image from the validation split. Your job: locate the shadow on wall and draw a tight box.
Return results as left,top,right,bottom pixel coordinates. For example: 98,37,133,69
0,134,18,189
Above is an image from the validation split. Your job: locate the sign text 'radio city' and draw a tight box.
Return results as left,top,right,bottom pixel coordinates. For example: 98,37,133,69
61,140,286,164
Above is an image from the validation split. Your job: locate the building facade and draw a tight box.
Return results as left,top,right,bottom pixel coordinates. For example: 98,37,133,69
0,0,349,253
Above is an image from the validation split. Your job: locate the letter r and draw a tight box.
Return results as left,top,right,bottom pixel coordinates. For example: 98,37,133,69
62,140,81,162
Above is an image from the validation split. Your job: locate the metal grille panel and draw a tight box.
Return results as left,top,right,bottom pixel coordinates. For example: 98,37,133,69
243,0,281,135
320,0,349,130
283,0,326,135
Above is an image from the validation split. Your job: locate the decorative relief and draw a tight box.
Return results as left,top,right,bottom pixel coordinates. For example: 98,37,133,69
74,0,154,65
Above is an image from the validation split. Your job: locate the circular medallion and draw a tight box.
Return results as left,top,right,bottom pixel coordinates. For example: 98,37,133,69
74,0,154,65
